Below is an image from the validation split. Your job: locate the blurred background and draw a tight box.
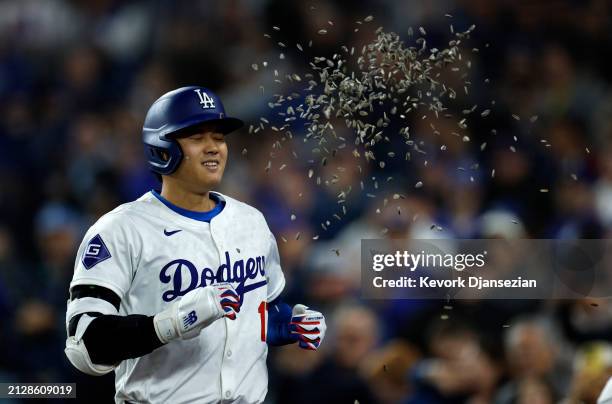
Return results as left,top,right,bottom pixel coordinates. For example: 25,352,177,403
1,0,612,403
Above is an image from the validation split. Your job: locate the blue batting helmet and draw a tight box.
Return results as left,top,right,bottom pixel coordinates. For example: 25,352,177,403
142,86,243,175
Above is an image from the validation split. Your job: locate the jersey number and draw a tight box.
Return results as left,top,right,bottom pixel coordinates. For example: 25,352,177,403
258,301,267,341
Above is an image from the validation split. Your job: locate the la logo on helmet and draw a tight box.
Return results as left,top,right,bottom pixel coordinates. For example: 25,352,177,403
194,89,216,109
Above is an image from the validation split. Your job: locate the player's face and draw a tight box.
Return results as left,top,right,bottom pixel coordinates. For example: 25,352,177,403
174,128,228,192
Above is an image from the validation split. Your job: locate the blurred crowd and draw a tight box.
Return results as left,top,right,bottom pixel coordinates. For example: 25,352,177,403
1,0,611,403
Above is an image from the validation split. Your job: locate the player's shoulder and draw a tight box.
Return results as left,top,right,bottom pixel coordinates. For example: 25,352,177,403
215,192,268,225
87,192,156,230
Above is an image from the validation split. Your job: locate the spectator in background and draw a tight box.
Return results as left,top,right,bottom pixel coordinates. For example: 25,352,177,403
361,339,421,404
407,318,503,404
505,378,556,404
558,299,612,345
33,203,83,308
496,316,571,403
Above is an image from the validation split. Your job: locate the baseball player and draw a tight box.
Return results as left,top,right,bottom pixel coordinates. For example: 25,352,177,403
64,86,327,403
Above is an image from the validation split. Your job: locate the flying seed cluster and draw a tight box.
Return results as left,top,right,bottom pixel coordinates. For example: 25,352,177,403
253,20,478,151
249,18,483,238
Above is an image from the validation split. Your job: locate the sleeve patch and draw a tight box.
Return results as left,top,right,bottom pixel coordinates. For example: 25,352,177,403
82,234,112,269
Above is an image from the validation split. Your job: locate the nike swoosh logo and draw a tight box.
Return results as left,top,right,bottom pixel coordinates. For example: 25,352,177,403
164,229,182,236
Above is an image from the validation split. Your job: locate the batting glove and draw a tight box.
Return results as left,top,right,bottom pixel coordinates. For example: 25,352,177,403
290,304,326,351
153,283,241,343
217,283,241,320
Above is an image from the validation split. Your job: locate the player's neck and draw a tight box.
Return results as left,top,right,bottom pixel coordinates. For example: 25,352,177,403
159,181,216,212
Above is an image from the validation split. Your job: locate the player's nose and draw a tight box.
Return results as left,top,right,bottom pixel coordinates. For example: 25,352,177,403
201,133,220,154
204,145,219,155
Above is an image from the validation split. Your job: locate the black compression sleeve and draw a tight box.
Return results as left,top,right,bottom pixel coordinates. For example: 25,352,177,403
71,285,121,310
82,315,164,365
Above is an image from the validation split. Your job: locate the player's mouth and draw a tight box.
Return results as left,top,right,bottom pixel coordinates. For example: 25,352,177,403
202,160,220,171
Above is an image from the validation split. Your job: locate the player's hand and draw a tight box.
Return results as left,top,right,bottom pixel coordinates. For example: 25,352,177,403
153,283,241,343
290,304,326,351
215,283,241,320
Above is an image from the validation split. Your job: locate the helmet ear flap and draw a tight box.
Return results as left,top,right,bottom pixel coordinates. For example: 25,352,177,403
144,140,183,175
156,149,169,162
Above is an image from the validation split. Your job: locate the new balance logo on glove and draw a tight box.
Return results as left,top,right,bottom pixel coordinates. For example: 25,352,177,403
183,311,198,328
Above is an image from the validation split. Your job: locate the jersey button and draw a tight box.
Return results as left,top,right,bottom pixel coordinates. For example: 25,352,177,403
225,390,231,398
226,350,232,358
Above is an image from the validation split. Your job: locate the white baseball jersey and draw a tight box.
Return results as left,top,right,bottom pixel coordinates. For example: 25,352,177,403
600,377,612,404
68,190,285,404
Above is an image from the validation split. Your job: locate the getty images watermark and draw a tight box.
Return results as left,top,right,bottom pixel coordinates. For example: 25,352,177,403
371,249,537,289
361,239,612,299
